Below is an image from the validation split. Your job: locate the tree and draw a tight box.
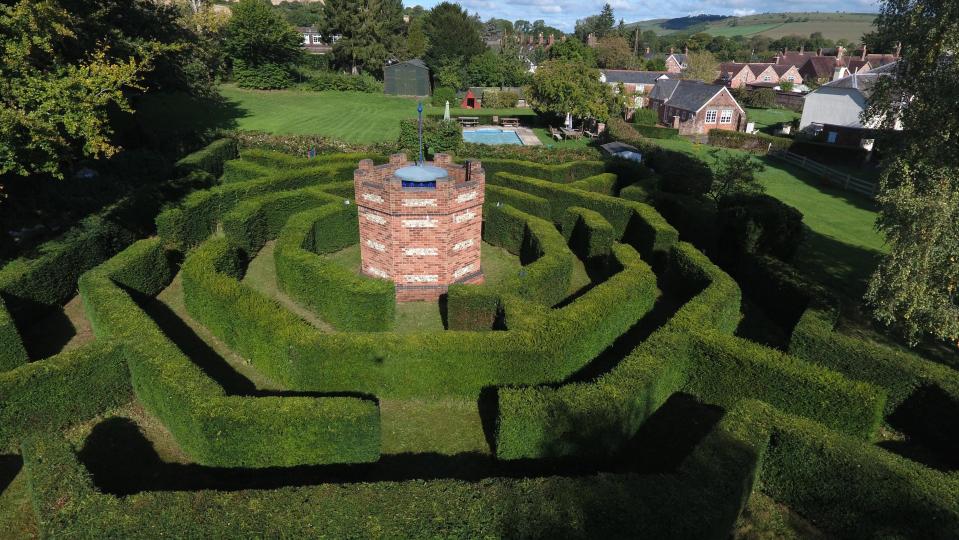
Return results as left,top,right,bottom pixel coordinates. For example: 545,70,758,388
0,0,192,178
548,38,597,66
405,16,428,60
225,0,302,66
574,4,615,41
422,2,485,72
464,50,528,88
708,152,766,202
863,0,959,346
594,36,636,69
322,0,405,75
684,50,719,83
527,60,611,122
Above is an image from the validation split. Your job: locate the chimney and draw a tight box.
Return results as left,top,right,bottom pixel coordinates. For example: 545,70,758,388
817,48,822,56
800,44,804,54
895,41,902,57
861,44,867,61
837,46,844,60
684,45,688,55
833,66,846,80
670,46,674,55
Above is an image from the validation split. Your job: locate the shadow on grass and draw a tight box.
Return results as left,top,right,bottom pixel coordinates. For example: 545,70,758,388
758,155,880,214
20,307,75,361
78,393,721,495
882,385,959,472
0,454,21,494
791,229,883,299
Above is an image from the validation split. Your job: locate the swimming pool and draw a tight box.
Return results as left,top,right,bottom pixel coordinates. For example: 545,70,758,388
462,129,524,145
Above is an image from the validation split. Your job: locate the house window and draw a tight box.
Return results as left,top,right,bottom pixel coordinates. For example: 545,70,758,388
787,76,795,82
763,75,772,82
705,110,718,124
827,132,838,144
311,35,323,44
720,110,733,124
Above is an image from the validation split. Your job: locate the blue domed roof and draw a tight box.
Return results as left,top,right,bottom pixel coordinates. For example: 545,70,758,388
395,165,447,182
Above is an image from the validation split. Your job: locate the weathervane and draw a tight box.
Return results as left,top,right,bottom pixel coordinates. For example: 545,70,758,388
417,101,424,166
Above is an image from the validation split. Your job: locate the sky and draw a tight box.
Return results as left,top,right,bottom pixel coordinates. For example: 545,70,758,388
410,0,881,32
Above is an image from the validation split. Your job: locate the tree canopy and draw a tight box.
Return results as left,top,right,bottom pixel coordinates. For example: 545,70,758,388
225,0,303,67
322,0,405,75
684,51,719,83
526,60,611,121
864,0,959,346
422,2,485,72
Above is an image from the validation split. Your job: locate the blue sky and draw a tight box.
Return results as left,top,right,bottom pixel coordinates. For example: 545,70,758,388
409,0,881,31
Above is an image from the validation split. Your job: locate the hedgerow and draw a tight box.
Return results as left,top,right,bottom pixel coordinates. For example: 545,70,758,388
561,207,615,262
0,339,130,449
0,295,27,371
477,159,605,183
221,159,270,184
237,149,385,172
567,173,619,195
221,188,334,254
80,239,380,467
484,185,551,219
708,130,792,154
174,138,238,177
272,205,395,331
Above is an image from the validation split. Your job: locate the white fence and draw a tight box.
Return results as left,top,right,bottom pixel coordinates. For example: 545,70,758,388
769,150,877,198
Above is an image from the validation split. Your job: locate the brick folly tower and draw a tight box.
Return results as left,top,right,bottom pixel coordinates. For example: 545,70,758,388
354,153,485,302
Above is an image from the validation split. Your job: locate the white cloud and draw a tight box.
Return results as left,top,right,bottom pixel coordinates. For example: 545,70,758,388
733,8,757,16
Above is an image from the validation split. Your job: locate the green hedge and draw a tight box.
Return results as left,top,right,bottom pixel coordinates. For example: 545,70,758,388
490,171,679,261
561,207,614,261
494,242,886,459
21,419,760,538
0,215,136,323
478,159,605,183
0,295,27,371
567,172,620,195
0,339,130,449
174,138,238,178
221,159,270,184
734,399,959,539
484,185,551,219
445,285,501,331
156,162,357,250
631,125,679,139
272,206,395,331
79,239,380,467
221,188,335,254
237,149,384,172
708,130,792,154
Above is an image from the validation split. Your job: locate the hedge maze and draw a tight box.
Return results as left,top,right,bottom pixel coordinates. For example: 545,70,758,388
1,141,957,538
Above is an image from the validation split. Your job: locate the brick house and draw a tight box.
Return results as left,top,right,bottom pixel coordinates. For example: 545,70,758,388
297,26,333,54
665,48,688,74
648,80,745,135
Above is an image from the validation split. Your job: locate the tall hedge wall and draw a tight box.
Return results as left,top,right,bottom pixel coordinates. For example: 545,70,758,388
0,295,27,371
237,149,385,172
221,188,335,254
561,207,615,262
476,159,606,183
484,185,551,219
174,138,239,177
0,339,130,449
567,173,620,195
79,239,380,467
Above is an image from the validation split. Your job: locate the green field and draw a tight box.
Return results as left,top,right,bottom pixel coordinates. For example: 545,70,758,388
631,12,876,42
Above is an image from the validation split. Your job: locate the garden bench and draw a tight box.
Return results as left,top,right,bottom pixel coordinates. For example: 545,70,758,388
501,118,520,127
457,117,479,127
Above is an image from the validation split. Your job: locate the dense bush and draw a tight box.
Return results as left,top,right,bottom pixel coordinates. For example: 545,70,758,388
744,88,776,108
568,173,619,195
431,86,456,107
0,340,130,449
477,159,606,184
233,59,294,90
0,296,27,371
485,185,551,219
398,117,463,156
234,131,401,157
482,90,519,108
633,108,658,126
708,130,791,154
647,152,714,197
459,143,602,163
631,125,679,139
238,149,385,171
221,159,270,184
174,138,239,177
221,188,331,254
561,207,615,261
308,71,383,93
717,193,804,261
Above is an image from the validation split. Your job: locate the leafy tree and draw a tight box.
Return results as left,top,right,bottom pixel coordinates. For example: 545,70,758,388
225,0,302,67
864,0,959,346
322,0,405,75
527,60,611,122
405,16,428,60
645,58,667,71
465,50,528,87
273,0,325,28
574,4,616,42
708,151,766,202
435,60,465,90
0,0,184,178
548,38,597,67
422,2,485,72
594,36,637,69
684,50,719,83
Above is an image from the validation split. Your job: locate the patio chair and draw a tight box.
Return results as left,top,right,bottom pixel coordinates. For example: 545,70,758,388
549,127,564,141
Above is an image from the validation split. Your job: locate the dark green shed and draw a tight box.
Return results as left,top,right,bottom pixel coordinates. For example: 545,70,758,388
383,59,431,96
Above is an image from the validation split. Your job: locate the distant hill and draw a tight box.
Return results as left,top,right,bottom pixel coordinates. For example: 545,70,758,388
628,12,876,43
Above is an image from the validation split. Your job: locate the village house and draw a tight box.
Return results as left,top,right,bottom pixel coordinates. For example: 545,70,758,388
799,61,900,147
718,63,803,89
775,44,901,86
665,48,689,74
600,70,671,108
648,79,746,135
297,26,333,54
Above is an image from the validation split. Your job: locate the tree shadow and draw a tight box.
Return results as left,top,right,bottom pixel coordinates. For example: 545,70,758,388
882,385,959,471
20,306,76,360
0,454,21,494
78,393,722,496
791,229,883,299
757,156,880,214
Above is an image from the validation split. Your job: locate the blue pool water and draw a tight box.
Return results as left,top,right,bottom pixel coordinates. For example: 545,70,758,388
463,129,524,145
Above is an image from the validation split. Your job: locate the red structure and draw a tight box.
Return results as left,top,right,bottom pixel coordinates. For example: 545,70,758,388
461,89,479,109
354,153,485,302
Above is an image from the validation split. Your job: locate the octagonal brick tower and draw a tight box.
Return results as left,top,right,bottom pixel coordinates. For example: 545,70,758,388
354,153,485,302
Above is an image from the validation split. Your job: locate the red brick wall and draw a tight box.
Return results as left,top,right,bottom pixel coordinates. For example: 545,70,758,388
665,56,683,73
354,154,485,302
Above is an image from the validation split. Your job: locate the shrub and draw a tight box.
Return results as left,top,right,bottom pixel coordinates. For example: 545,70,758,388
745,88,776,108
568,173,619,195
632,108,658,126
632,125,679,139
233,59,293,90
561,207,615,261
647,151,714,197
221,188,332,254
174,138,239,178
398,118,463,156
482,90,519,108
0,340,131,449
308,71,383,93
431,86,456,107
708,130,791,154
477,159,606,184
0,296,27,371
485,185,551,219
221,159,270,184
717,193,805,261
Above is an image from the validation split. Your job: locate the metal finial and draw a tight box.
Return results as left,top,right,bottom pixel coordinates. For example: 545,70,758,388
417,102,424,166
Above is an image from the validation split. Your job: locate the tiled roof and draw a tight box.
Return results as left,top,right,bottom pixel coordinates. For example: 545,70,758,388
601,70,669,84
820,61,898,97
387,59,428,70
654,80,731,113
748,63,774,76
802,56,839,78
777,52,817,65
669,53,688,64
772,65,795,76
649,79,680,101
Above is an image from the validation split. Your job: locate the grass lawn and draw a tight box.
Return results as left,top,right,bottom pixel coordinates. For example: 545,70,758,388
220,85,422,143
745,107,801,130
532,127,597,149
